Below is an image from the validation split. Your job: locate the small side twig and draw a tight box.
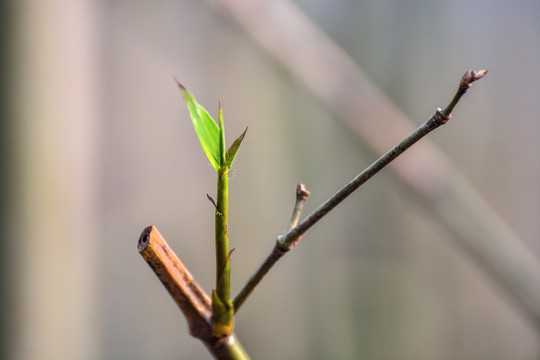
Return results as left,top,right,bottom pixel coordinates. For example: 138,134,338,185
233,184,310,312
288,184,311,230
233,69,487,313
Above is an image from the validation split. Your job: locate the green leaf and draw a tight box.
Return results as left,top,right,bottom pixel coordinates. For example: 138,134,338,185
218,102,227,166
176,79,221,171
225,127,248,168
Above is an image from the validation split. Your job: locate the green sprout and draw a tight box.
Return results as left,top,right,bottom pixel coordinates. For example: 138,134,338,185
176,79,246,338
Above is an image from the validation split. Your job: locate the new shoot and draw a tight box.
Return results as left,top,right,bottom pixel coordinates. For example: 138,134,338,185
176,79,247,338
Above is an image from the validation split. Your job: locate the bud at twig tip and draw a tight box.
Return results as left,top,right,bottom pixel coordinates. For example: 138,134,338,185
472,69,488,80
296,183,310,199
461,68,488,89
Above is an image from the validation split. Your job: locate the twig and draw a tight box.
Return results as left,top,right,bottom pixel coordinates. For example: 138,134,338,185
233,184,310,312
277,69,487,248
233,71,486,313
288,184,311,230
138,226,250,359
442,68,488,117
232,244,287,313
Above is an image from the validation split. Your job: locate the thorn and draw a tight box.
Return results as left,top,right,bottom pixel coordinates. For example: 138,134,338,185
207,194,218,209
207,194,224,217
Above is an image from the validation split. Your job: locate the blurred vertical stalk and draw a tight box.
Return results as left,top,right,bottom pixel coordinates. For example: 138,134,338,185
12,1,101,358
0,0,13,358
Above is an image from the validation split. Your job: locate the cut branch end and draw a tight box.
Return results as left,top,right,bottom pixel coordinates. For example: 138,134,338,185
138,226,212,339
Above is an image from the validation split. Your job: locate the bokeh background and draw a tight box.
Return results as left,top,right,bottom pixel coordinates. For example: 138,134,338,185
3,0,540,359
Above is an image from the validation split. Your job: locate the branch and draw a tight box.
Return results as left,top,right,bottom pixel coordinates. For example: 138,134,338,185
278,69,487,248
233,184,310,312
233,70,486,313
209,0,540,329
138,226,250,359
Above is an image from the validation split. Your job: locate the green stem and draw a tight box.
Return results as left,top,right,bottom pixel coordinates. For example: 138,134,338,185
216,166,230,301
226,334,250,360
212,166,234,337
207,333,250,360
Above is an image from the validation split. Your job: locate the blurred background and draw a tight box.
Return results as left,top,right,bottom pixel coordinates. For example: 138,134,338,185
3,0,540,359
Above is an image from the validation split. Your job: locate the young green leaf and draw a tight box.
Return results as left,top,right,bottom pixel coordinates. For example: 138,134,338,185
225,127,248,168
175,79,222,171
218,101,227,166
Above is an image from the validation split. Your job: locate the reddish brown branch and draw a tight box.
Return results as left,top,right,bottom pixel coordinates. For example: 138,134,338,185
138,226,212,339
138,226,250,359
